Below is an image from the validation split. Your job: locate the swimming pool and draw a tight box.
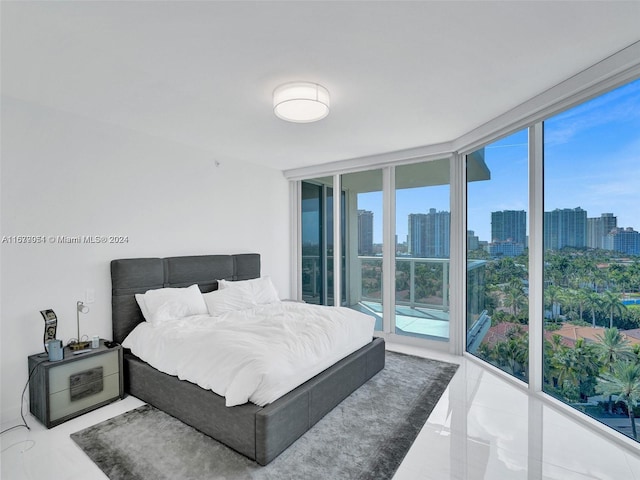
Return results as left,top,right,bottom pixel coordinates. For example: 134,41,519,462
622,299,640,305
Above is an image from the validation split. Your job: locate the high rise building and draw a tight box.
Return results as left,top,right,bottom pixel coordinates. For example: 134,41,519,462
408,213,428,257
489,210,527,257
544,207,587,250
587,213,617,249
408,209,450,258
491,210,526,244
357,209,374,255
467,230,480,251
605,227,640,256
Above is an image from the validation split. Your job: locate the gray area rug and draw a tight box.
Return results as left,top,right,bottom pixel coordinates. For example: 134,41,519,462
71,351,458,480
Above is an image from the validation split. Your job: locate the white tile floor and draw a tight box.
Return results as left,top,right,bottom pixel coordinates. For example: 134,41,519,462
1,343,639,479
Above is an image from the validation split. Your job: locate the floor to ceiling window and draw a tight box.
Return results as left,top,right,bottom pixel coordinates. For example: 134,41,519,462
542,78,640,442
395,159,451,341
341,169,384,331
301,178,344,306
466,130,530,382
296,73,640,446
301,181,324,304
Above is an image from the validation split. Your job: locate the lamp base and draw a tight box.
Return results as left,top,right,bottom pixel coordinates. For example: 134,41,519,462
69,341,91,351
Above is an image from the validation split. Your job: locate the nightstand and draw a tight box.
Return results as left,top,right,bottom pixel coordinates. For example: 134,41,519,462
28,340,124,428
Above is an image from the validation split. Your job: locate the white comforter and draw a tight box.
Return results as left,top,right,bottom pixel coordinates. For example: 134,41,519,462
122,301,375,407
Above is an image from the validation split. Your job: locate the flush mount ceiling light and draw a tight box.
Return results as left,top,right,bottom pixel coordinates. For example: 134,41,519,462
273,82,330,123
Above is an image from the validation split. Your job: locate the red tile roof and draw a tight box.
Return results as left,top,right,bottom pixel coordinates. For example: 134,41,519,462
481,322,640,348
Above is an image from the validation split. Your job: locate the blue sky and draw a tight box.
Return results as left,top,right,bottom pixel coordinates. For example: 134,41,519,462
357,78,640,244
543,79,640,237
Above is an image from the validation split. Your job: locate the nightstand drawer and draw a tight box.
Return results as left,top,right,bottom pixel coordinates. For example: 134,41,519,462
49,371,120,422
49,350,119,393
28,341,124,428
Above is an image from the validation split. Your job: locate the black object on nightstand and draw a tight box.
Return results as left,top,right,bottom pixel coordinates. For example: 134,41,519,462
28,339,124,428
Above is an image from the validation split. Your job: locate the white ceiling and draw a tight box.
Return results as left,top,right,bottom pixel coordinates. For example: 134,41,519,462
2,1,640,171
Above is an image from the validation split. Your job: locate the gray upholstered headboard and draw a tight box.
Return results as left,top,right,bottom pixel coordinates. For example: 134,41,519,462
111,253,260,344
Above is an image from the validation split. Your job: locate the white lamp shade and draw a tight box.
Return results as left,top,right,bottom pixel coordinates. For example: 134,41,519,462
273,82,330,123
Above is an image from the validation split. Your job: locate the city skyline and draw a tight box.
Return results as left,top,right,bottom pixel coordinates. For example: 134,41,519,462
358,207,640,253
358,78,640,245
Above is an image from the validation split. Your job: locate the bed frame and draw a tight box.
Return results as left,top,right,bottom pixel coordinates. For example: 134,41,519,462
111,253,385,465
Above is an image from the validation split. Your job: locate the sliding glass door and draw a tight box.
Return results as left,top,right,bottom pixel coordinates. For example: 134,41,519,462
301,159,459,342
341,169,384,331
301,181,324,304
301,178,344,306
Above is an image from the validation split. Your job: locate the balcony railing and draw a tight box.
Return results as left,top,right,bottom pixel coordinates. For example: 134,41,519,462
302,254,486,341
361,255,450,311
302,254,451,312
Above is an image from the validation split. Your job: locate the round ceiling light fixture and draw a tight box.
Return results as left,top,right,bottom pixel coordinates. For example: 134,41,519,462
273,81,330,123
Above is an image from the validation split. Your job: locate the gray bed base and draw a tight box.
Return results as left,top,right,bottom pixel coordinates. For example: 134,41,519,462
111,253,385,465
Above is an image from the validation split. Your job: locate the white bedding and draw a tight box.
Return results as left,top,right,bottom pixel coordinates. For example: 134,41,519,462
122,301,375,407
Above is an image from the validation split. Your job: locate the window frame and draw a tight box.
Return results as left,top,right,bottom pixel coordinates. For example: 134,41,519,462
289,44,640,450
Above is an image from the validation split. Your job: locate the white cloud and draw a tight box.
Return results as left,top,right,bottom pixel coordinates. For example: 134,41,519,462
544,82,640,146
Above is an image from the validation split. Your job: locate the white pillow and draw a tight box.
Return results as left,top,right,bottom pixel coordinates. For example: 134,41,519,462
218,276,280,305
135,293,151,320
203,288,256,316
136,284,208,325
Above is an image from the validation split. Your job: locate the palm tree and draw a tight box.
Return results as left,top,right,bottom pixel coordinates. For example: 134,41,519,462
551,348,582,394
594,328,634,368
608,263,632,297
547,334,565,355
575,288,592,323
545,285,563,322
596,362,640,440
628,260,640,294
546,254,570,287
600,291,627,329
575,257,598,291
543,338,560,388
545,335,568,389
586,291,602,328
494,333,528,379
548,339,597,402
593,328,634,413
573,338,599,400
633,345,640,366
559,289,577,319
503,285,526,316
506,328,529,380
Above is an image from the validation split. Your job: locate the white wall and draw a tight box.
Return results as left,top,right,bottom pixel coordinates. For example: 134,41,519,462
0,97,291,424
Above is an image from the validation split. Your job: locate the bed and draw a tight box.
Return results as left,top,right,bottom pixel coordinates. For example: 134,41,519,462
111,253,385,465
